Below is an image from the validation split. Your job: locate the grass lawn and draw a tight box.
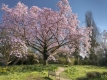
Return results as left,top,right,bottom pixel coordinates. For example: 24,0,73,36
0,64,58,80
0,65,107,80
61,65,107,80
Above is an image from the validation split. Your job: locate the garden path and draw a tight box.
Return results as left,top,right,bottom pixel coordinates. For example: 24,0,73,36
56,67,72,80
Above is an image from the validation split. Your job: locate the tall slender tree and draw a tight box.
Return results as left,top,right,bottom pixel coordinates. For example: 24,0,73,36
85,11,100,64
85,11,99,46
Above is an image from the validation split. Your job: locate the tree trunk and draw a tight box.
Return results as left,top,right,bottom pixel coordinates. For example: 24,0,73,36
13,58,20,65
43,52,49,65
43,60,47,65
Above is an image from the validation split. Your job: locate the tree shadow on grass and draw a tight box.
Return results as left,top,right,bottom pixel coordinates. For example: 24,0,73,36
25,74,53,80
43,77,53,80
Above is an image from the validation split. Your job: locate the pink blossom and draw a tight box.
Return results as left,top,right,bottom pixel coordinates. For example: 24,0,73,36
1,0,92,62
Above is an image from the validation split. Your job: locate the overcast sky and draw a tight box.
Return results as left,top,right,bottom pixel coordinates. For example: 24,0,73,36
0,0,107,32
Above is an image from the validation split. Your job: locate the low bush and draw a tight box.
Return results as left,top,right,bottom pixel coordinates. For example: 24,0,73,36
102,72,107,75
95,72,101,78
76,77,88,80
86,71,101,79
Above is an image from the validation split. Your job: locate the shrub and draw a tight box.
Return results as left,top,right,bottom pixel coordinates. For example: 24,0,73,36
86,71,101,79
102,72,107,75
26,53,39,64
94,72,101,78
76,77,89,80
86,72,96,79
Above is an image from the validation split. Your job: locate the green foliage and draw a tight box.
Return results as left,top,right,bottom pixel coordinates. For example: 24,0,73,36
7,64,58,73
25,75,52,80
48,57,75,65
0,64,58,78
86,71,101,79
0,67,8,75
61,65,107,80
0,64,59,80
102,72,107,75
76,76,107,80
76,77,88,80
0,65,107,80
